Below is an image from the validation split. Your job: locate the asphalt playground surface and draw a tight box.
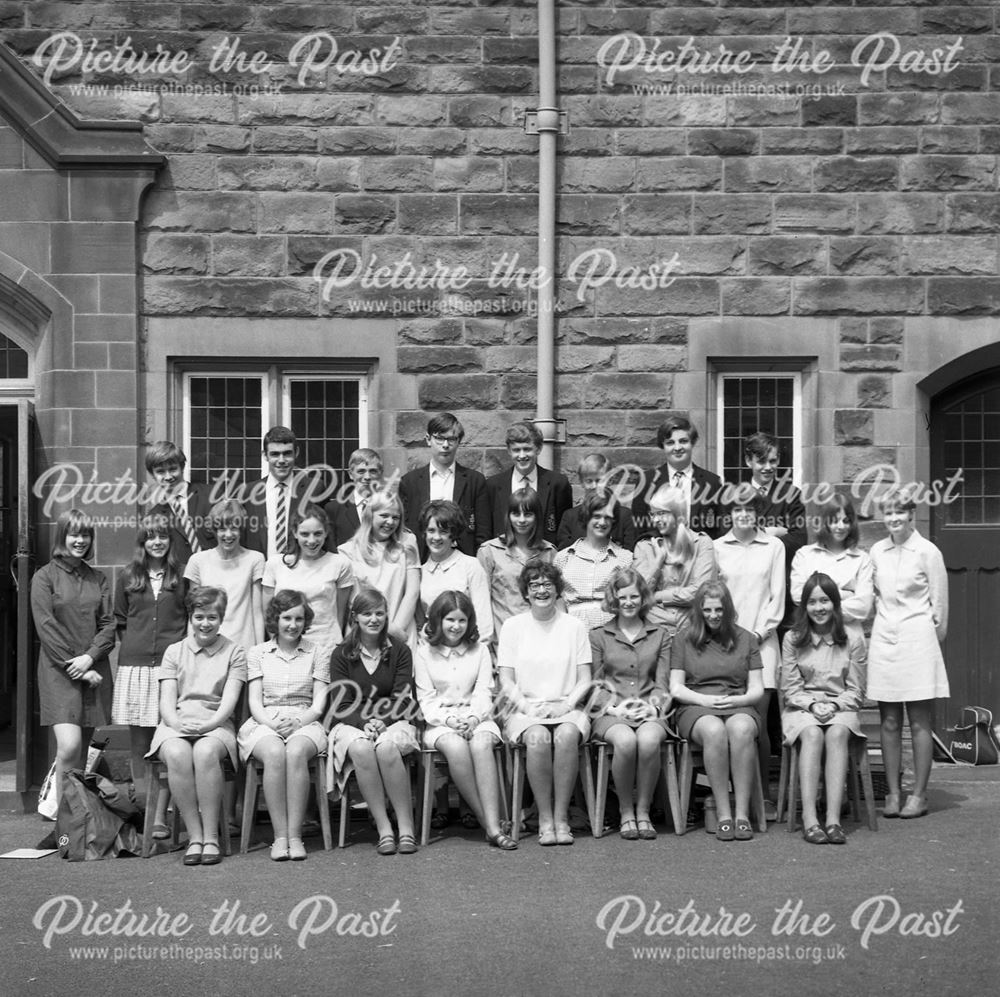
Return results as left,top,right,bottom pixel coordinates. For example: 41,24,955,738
0,764,996,997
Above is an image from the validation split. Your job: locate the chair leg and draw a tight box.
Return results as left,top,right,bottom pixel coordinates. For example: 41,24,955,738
848,745,862,823
750,760,768,834
660,743,683,833
776,743,790,823
787,741,800,833
314,757,333,850
338,779,349,848
420,752,435,847
141,760,164,858
676,742,692,836
494,746,510,826
510,746,524,844
594,743,609,839
240,762,259,854
853,740,879,831
578,744,597,837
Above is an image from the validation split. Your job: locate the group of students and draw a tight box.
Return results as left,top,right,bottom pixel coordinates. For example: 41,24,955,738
31,412,949,862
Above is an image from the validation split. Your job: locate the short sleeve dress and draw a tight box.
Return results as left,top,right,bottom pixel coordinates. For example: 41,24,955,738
184,547,265,652
237,638,331,757
263,551,354,661
497,610,593,742
147,635,248,767
669,626,763,741
476,539,556,643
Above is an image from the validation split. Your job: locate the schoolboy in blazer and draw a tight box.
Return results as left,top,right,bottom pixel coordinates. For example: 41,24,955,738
144,440,216,562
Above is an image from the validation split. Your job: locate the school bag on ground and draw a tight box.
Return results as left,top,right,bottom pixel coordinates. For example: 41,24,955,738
55,769,141,860
949,706,1000,765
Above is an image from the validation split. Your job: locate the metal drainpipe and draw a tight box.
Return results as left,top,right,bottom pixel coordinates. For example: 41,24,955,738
535,0,558,469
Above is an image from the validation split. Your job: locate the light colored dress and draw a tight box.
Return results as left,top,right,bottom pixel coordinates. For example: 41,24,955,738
419,550,494,643
476,539,556,643
147,635,248,767
780,630,866,745
263,551,354,662
238,638,330,757
554,540,634,630
339,533,420,648
634,532,717,635
789,544,874,628
414,639,502,749
497,610,592,742
868,530,949,701
713,530,785,688
184,547,265,652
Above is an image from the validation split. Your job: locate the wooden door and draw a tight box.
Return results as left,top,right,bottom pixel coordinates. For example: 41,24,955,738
930,369,1000,730
14,399,36,792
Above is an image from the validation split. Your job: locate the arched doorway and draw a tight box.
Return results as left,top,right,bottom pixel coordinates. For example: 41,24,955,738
929,365,1000,728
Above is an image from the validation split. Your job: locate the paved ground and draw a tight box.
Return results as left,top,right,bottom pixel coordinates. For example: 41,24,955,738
0,764,996,997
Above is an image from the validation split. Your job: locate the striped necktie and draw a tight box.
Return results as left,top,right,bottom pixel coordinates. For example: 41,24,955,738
274,481,288,555
171,494,200,554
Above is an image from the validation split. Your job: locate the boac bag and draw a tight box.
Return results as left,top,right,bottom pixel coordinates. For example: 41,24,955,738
949,707,1000,765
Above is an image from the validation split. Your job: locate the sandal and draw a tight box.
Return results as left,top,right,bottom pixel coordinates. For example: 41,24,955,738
538,826,558,846
201,842,222,866
376,835,397,855
487,831,518,851
554,822,574,846
460,812,480,830
429,810,449,830
619,818,639,840
715,818,735,841
397,833,418,854
270,837,290,862
824,824,847,845
803,824,829,844
152,823,171,841
734,818,754,841
636,819,657,840
183,841,203,866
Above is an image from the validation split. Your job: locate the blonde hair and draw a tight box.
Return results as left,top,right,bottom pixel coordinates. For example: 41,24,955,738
352,489,407,566
649,485,694,569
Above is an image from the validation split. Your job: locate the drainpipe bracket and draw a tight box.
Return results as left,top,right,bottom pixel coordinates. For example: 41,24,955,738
532,418,568,446
523,108,569,135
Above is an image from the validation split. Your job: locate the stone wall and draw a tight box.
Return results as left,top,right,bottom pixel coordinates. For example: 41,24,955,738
1,1,998,497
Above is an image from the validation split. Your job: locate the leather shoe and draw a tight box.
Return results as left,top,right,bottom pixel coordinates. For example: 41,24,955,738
882,793,901,818
824,823,847,845
803,824,828,844
900,794,928,819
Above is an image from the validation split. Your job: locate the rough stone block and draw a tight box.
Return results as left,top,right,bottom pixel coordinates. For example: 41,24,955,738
467,129,536,156
217,156,316,191
868,318,904,345
840,346,904,372
835,410,874,446
927,278,1000,315
814,156,898,191
941,93,1000,125
397,195,457,235
748,238,825,276
946,194,1000,233
286,236,363,275
721,278,791,315
839,318,868,345
145,192,256,232
141,234,210,274
616,346,686,373
689,129,759,157
259,193,334,233
774,195,854,233
588,374,670,410
563,96,643,128
558,195,621,236
211,235,285,277
902,156,997,191
920,126,979,155
317,127,395,156
362,157,432,192
562,411,629,448
434,158,504,193
802,97,856,127
901,236,998,276
334,195,396,234
398,347,483,374
856,194,945,234
614,129,686,156
693,195,770,235
843,447,897,484
586,278,719,317
250,127,318,154
144,277,316,316
761,128,843,155
162,155,218,191
858,375,891,408
431,8,510,35
374,96,448,128
795,278,924,316
419,374,499,410
829,238,899,276
843,128,918,156
637,158,722,192
396,129,467,157
448,97,511,129
858,93,938,126
461,195,538,235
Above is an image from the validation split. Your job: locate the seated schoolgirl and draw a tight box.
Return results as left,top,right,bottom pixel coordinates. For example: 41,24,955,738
326,587,420,855
414,590,516,850
238,589,330,861
148,585,247,866
780,572,867,845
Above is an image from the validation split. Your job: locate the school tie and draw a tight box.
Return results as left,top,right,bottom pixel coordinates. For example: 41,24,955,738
520,475,531,491
171,494,200,554
274,481,288,555
673,472,684,488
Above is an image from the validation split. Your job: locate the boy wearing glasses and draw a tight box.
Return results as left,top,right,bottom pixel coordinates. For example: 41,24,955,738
398,412,491,558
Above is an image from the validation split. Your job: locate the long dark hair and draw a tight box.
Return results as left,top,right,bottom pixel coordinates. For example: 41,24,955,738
123,513,184,592
339,586,391,661
686,580,739,652
790,572,847,648
281,504,330,569
423,590,480,648
503,487,543,548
